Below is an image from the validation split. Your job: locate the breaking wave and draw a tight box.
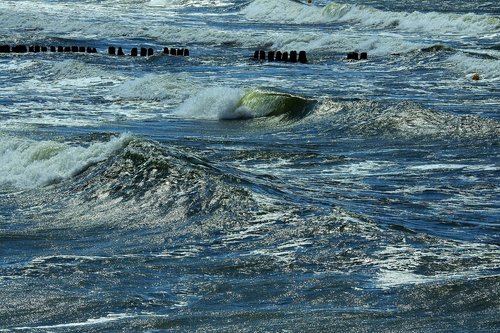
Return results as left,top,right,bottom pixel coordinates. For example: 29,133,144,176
174,86,499,140
242,0,500,36
447,52,500,80
176,87,316,120
0,134,132,189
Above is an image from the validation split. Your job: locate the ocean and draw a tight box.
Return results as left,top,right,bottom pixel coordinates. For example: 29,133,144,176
0,0,499,331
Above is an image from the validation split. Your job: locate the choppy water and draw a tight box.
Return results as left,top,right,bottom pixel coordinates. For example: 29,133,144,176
0,0,499,331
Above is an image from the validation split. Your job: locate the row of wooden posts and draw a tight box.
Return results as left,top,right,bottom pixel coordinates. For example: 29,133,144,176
0,45,98,53
1,44,367,62
254,50,308,63
0,45,189,57
347,52,368,60
253,50,368,63
108,46,189,57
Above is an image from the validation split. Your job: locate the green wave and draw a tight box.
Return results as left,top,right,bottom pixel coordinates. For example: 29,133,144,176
236,89,316,120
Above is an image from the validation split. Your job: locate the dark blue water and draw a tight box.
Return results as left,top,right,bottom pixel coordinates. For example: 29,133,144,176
0,0,499,331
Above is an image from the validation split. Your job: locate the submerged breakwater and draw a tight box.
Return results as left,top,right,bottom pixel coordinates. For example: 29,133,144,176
0,0,499,332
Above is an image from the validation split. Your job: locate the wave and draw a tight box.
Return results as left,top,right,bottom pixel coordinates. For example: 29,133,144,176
176,87,316,120
13,138,499,282
176,87,246,119
110,74,199,102
49,60,116,81
242,0,500,36
0,0,457,57
0,1,237,44
0,134,132,190
309,99,500,139
420,45,455,53
175,87,499,140
322,2,500,35
2,0,497,58
5,137,386,268
254,31,427,55
33,138,268,235
446,52,500,80
241,0,326,24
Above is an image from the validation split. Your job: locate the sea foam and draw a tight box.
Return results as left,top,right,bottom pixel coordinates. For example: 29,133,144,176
0,134,131,189
447,52,500,80
176,87,249,120
110,74,198,102
242,0,499,36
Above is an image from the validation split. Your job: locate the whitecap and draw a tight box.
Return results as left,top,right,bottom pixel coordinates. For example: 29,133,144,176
175,86,247,120
0,134,132,189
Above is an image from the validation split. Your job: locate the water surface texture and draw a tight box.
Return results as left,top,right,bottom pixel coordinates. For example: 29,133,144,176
0,0,499,331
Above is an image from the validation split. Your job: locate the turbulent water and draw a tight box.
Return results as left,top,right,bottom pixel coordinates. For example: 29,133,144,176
0,0,499,331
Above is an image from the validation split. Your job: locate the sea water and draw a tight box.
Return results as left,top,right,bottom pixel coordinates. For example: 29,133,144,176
0,0,499,331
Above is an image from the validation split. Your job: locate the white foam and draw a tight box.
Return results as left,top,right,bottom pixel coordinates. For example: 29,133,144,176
241,0,326,24
4,313,134,331
147,0,232,8
157,245,204,258
355,34,425,56
0,59,40,72
447,52,500,81
408,163,499,172
50,60,117,81
250,30,424,55
110,74,198,102
0,0,230,44
176,86,247,120
242,0,500,36
322,160,397,178
0,116,100,130
371,242,500,289
0,134,132,189
324,3,498,34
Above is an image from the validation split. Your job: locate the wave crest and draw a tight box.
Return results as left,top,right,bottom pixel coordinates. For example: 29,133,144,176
242,0,499,36
176,87,315,120
0,134,132,189
311,100,500,139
